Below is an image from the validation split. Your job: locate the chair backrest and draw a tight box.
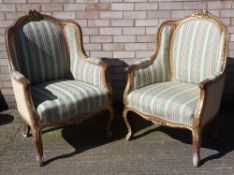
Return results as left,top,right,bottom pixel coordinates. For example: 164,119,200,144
152,23,174,83
171,11,226,84
7,10,70,85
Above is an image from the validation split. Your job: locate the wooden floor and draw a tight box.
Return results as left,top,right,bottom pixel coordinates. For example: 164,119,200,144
0,106,234,175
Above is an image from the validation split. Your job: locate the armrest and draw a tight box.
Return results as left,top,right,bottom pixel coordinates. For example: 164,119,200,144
10,71,39,128
194,71,226,128
199,72,224,89
87,57,104,65
127,57,153,72
10,71,30,87
75,58,111,93
124,58,155,101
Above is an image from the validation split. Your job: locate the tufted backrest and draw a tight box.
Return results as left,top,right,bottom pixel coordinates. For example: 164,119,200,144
171,18,225,84
9,20,70,85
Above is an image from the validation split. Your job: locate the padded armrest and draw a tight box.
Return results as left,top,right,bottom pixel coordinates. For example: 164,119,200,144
199,72,224,89
124,57,156,100
128,57,153,72
195,71,226,128
87,57,104,65
10,70,39,128
11,71,30,87
75,58,110,93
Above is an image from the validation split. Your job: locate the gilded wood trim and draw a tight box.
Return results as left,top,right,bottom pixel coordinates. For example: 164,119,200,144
123,71,134,105
125,107,193,131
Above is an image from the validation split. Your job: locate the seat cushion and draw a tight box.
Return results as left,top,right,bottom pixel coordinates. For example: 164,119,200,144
127,81,200,126
31,80,109,124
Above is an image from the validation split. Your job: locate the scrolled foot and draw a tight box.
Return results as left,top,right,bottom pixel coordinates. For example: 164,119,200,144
21,124,30,138
126,132,132,141
123,108,133,141
193,154,200,167
22,132,29,138
105,107,114,139
37,156,44,167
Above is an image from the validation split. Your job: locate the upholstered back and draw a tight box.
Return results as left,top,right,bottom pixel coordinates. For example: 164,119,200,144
153,25,172,82
64,23,105,89
132,24,173,90
10,20,70,85
171,18,225,84
63,23,85,79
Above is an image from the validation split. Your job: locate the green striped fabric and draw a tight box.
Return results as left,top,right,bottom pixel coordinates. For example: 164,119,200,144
127,81,200,126
172,19,224,84
13,20,70,85
64,24,104,90
133,25,172,90
31,80,109,124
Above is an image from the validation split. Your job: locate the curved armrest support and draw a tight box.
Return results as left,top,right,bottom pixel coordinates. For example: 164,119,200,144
194,71,226,129
10,71,40,128
123,57,154,103
199,72,224,90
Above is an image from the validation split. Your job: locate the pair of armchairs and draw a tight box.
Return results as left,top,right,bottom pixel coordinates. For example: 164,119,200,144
6,10,227,167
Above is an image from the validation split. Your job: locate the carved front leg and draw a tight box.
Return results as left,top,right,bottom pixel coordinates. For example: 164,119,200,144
123,108,133,140
192,119,201,167
32,129,44,167
21,122,31,138
105,106,114,138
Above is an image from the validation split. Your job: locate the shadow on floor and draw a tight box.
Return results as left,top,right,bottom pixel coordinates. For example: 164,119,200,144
41,102,234,167
43,110,127,166
0,114,14,126
124,105,234,167
0,91,8,112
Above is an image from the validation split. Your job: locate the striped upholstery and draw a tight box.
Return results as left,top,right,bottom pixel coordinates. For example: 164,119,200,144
64,24,105,90
127,81,200,126
172,19,224,84
133,25,172,90
31,80,109,124
12,20,70,85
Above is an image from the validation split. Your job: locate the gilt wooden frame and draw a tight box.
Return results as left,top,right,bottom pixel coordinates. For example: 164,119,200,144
5,10,114,167
123,10,228,167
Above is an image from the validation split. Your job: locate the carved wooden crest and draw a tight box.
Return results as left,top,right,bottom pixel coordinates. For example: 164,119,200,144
192,10,211,18
27,10,43,20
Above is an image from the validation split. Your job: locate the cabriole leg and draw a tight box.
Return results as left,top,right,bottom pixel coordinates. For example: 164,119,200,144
32,129,44,167
123,108,133,140
105,106,114,138
192,128,201,167
21,122,30,138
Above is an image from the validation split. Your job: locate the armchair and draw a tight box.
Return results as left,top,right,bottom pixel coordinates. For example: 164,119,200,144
5,10,114,166
123,11,227,167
